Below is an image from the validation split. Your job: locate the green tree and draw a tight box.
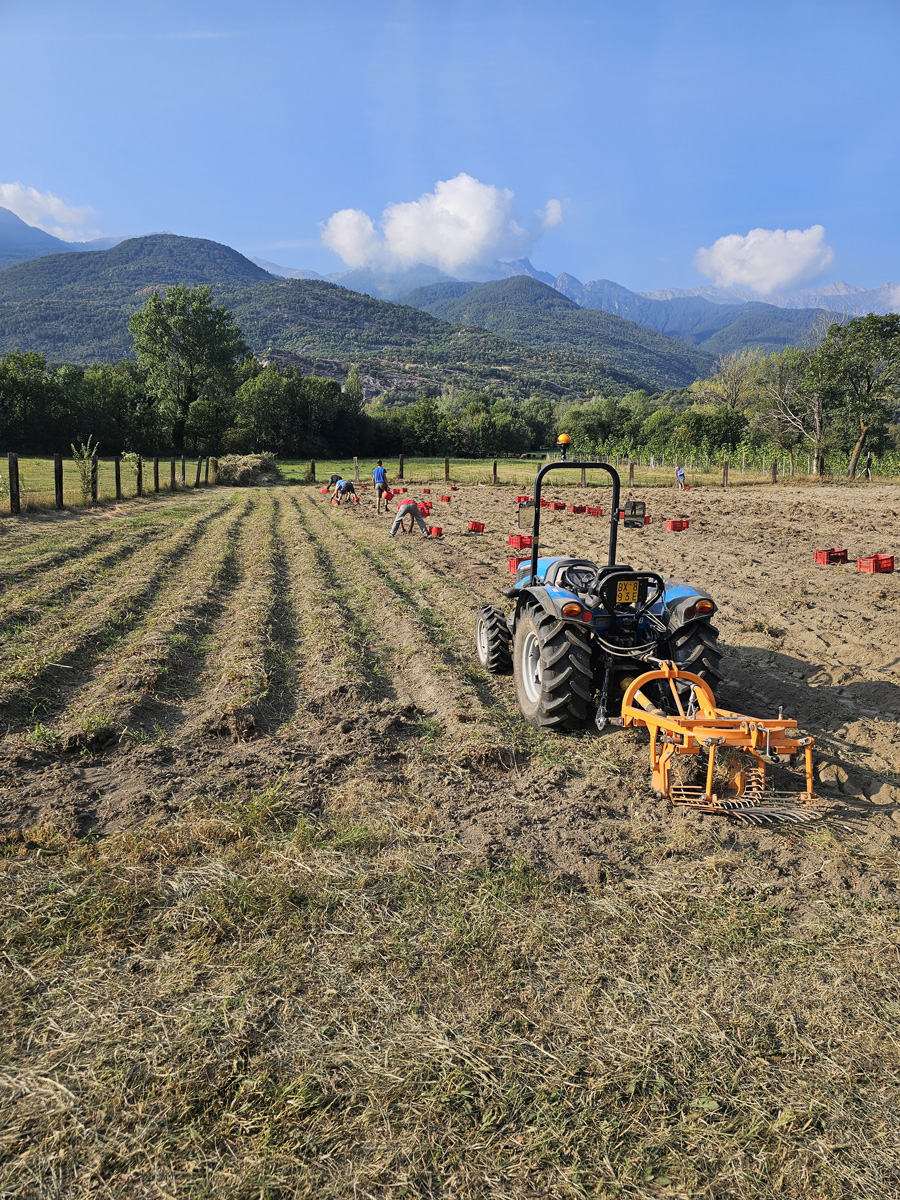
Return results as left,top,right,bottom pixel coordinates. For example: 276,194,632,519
815,313,900,477
129,285,249,454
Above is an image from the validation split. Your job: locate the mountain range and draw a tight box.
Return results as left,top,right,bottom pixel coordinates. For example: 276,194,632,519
0,235,666,399
0,206,896,402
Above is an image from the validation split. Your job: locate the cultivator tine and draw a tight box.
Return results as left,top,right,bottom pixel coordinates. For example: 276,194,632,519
618,662,823,825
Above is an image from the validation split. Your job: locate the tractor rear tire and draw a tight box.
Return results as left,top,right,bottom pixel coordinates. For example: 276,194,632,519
665,620,723,698
475,605,512,673
513,608,592,730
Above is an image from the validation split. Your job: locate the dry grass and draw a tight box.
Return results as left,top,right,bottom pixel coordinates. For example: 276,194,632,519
2,796,899,1199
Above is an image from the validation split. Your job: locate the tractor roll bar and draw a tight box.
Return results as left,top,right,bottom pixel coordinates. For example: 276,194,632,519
528,461,621,585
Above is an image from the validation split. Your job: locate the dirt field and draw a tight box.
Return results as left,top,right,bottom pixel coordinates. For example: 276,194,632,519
1,479,899,1198
2,480,897,882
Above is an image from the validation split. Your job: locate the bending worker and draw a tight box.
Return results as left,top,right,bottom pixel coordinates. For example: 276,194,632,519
390,495,430,537
332,477,357,504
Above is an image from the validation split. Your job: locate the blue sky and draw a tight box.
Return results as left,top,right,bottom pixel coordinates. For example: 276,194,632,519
1,0,898,291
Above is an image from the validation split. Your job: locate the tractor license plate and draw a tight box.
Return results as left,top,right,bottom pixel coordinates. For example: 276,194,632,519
615,580,639,604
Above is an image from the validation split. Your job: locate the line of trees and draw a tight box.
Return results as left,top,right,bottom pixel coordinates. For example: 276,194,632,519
1,285,898,475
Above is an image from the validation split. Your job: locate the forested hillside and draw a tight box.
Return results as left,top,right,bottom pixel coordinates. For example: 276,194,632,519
403,276,714,389
0,234,658,400
552,275,836,353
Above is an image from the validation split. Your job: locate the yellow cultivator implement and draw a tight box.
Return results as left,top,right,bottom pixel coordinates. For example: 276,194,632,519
616,663,821,824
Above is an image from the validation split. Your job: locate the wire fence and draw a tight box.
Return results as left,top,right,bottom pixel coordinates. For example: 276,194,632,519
2,453,214,515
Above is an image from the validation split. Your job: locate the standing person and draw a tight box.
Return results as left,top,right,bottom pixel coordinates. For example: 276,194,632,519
675,465,686,490
864,451,873,480
390,496,430,537
372,460,390,513
332,478,357,505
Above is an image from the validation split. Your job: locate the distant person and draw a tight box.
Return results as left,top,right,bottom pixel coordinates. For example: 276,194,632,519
372,460,390,512
332,478,357,505
864,452,872,480
390,496,430,537
675,466,686,490
327,473,341,488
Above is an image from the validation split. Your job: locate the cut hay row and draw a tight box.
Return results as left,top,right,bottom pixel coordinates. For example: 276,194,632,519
57,497,252,743
0,498,233,725
288,496,390,699
0,521,173,629
0,522,130,578
298,493,494,728
193,493,285,738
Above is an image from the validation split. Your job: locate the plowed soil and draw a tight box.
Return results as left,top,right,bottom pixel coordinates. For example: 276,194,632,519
2,480,898,901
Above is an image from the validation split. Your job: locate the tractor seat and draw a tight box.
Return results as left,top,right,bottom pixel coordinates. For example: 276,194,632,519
549,559,635,590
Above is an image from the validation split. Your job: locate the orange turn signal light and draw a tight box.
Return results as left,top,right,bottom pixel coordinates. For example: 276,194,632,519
561,602,583,617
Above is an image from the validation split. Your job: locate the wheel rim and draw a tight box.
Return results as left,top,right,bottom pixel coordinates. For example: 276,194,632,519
520,629,542,704
476,617,489,662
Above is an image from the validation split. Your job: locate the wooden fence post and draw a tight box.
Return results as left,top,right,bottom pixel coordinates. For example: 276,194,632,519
170,458,176,490
398,454,404,480
8,453,20,514
153,457,160,493
353,456,359,482
91,454,99,502
628,462,635,487
309,459,316,482
180,455,186,486
204,457,210,485
492,459,498,485
580,465,586,486
136,456,143,496
54,454,64,510
210,457,218,484
722,458,729,488
114,456,122,500
194,457,203,488
444,457,450,482
771,458,778,485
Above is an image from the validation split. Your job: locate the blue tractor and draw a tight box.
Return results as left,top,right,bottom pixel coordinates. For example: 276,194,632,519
475,462,722,729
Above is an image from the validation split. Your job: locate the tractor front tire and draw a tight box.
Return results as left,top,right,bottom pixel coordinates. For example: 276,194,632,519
513,608,592,730
475,605,512,674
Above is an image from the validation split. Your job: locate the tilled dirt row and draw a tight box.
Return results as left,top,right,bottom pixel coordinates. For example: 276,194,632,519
1,482,898,905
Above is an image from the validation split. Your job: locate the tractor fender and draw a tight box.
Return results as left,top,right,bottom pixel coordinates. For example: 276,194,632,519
659,579,718,633
513,585,565,624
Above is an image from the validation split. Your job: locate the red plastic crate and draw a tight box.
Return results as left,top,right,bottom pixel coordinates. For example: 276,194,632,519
814,548,848,565
422,488,431,494
586,506,604,516
539,498,550,508
550,501,566,511
418,504,431,516
515,494,532,504
429,526,443,537
568,504,586,514
440,494,451,502
857,554,894,573
509,556,528,573
450,486,459,491
509,534,532,549
397,486,407,493
666,519,689,532
468,520,485,533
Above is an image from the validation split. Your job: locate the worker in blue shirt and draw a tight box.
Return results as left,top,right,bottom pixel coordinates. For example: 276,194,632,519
372,460,390,513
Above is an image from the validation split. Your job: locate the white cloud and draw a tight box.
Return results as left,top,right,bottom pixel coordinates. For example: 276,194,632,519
321,174,563,273
695,224,835,294
0,182,101,242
